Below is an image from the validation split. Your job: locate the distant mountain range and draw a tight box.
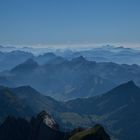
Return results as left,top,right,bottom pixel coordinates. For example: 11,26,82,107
1,44,140,67
1,55,140,100
0,50,33,71
58,45,140,65
0,50,62,71
0,81,140,139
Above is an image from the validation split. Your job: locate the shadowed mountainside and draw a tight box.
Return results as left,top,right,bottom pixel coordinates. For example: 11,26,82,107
65,81,140,140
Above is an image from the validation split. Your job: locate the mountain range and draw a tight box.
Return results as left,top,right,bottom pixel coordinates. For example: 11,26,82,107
0,81,140,139
1,55,140,100
1,45,140,140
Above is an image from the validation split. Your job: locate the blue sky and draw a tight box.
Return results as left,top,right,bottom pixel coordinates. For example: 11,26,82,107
0,0,140,46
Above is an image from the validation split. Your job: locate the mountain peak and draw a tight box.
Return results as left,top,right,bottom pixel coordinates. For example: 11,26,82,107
125,80,136,86
23,58,38,65
13,85,40,96
11,58,38,72
44,52,56,57
118,80,138,89
107,80,140,98
71,56,86,63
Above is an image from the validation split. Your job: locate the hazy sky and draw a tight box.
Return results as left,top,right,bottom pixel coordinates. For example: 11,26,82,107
0,0,140,46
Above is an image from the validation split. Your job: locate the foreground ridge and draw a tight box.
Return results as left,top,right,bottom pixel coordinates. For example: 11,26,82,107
0,111,111,140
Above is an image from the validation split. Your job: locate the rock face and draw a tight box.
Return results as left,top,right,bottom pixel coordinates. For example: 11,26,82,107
0,111,111,140
37,111,59,130
30,111,66,140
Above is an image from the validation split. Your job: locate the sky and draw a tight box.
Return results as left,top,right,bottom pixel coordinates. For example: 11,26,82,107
0,0,140,47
